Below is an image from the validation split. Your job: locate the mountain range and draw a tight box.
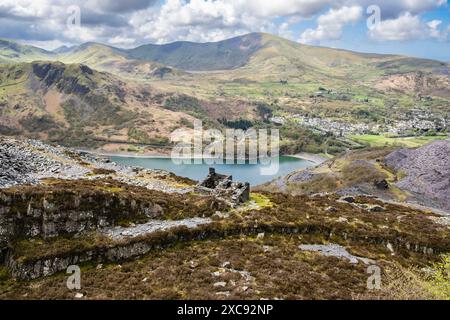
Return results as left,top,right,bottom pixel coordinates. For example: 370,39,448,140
0,33,449,152
2,33,449,78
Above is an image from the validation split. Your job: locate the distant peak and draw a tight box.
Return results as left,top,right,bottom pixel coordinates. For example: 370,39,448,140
53,45,73,54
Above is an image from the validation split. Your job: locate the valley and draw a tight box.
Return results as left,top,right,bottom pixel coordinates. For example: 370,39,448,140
0,33,448,155
0,31,449,301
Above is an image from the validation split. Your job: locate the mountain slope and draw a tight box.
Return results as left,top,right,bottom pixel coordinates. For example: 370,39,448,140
128,32,449,77
385,140,450,211
124,33,450,99
257,140,450,213
128,33,265,71
0,61,196,148
58,43,187,80
0,34,448,155
210,33,449,84
125,32,393,75
0,40,185,80
52,45,74,54
0,39,55,63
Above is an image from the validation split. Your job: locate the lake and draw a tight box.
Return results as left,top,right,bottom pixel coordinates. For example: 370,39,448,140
108,156,314,185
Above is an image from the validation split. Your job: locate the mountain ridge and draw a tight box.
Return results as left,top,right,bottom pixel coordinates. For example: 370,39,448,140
1,33,449,72
0,39,55,63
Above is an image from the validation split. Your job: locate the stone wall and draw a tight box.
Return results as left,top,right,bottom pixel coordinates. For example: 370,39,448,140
0,189,164,246
5,222,445,280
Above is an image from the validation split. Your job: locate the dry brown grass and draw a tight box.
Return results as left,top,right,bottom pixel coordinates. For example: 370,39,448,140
0,235,373,300
90,168,117,175
287,174,340,195
1,179,449,300
353,261,450,300
340,160,387,187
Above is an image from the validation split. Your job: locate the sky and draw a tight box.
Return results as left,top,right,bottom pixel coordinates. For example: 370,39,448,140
0,0,449,61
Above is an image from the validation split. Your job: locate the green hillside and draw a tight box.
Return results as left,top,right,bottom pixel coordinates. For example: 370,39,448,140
0,33,448,154
0,61,198,148
58,42,127,67
128,33,265,71
57,43,187,80
127,32,449,77
0,40,184,80
0,39,55,63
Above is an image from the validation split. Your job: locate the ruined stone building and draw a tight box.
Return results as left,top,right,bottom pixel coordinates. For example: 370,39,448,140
196,168,250,207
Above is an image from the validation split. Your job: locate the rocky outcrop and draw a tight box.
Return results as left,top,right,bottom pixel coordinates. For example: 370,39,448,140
0,137,230,251
0,185,164,244
299,244,375,265
7,218,447,280
104,218,212,240
0,137,90,188
0,176,225,248
32,62,91,95
0,137,197,194
5,219,212,280
385,140,450,212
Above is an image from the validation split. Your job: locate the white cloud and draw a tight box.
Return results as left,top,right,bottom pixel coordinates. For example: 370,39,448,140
242,0,332,18
132,0,316,44
0,0,447,48
368,13,448,41
299,5,363,43
108,36,137,46
0,0,52,19
278,22,295,40
347,0,447,18
427,20,443,38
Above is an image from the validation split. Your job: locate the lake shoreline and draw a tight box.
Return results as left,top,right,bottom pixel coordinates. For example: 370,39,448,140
289,153,330,165
88,151,318,186
80,149,327,165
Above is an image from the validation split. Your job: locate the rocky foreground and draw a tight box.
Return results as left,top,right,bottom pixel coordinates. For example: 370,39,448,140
258,140,450,215
0,136,193,193
385,140,450,212
0,137,449,300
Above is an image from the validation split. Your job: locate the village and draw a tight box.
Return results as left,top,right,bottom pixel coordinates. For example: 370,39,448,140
271,109,447,137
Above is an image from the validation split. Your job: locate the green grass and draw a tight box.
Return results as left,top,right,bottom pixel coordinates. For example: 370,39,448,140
426,254,450,300
249,193,274,209
350,134,449,148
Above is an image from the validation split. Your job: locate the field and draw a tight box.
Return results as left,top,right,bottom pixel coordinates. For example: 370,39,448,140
350,135,449,148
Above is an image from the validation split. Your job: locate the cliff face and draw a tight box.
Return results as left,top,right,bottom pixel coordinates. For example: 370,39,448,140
0,179,223,249
0,184,161,244
385,140,450,212
32,62,92,95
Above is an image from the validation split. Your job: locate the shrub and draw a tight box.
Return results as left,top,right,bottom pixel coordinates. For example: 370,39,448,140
426,254,450,300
